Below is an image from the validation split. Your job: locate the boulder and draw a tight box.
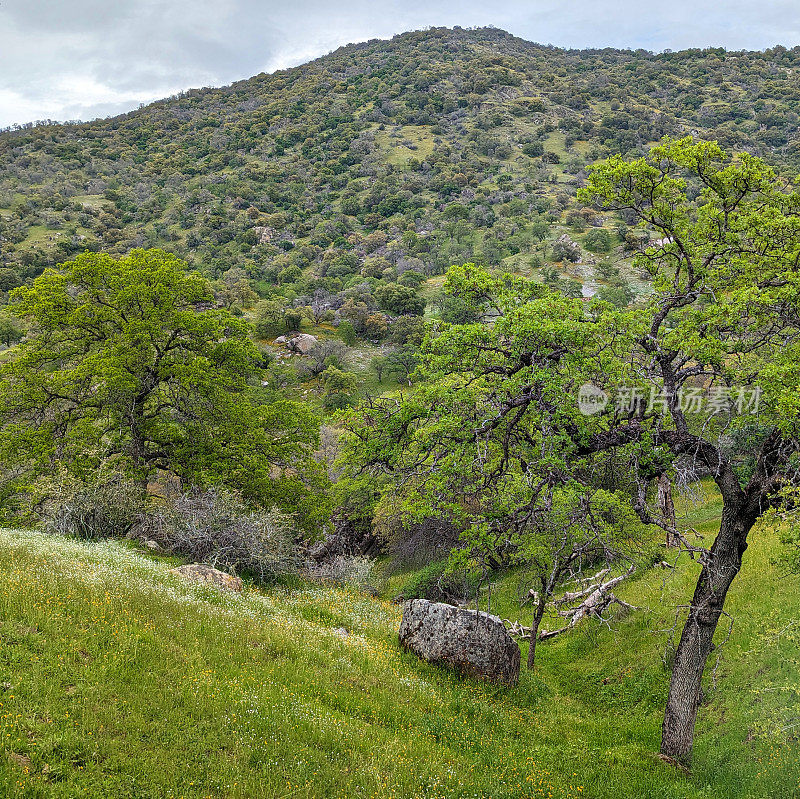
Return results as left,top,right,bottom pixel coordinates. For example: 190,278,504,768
285,333,318,355
170,564,243,593
399,599,520,685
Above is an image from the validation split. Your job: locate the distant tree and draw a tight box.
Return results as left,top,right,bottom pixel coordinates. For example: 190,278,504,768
0,268,23,293
558,278,584,299
551,237,581,263
254,300,287,339
583,228,613,253
596,283,634,308
338,320,357,346
283,309,304,332
388,315,425,347
321,366,358,409
306,339,347,376
364,313,389,340
374,284,425,316
371,355,389,383
0,313,23,348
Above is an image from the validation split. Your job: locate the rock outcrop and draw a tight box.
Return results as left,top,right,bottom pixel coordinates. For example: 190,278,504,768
170,564,243,593
399,599,520,684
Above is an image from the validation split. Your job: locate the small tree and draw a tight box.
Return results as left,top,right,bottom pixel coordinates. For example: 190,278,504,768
321,366,358,409
583,228,613,253
372,355,389,383
0,312,23,348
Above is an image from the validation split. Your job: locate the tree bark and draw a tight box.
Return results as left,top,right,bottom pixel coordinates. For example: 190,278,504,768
660,501,754,764
658,473,678,547
527,596,547,669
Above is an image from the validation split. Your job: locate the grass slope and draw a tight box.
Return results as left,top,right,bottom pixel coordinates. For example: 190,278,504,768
0,487,798,798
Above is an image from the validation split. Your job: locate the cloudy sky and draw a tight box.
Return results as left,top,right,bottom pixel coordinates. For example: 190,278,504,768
2,0,800,128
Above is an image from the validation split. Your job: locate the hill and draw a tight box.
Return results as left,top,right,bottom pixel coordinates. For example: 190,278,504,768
3,27,800,302
0,483,798,798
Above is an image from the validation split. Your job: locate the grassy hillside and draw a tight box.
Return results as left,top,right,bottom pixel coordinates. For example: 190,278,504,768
0,484,798,798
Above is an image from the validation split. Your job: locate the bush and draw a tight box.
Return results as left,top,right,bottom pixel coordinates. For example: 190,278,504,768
397,559,478,603
584,228,613,253
307,555,374,587
42,478,145,540
140,488,298,581
338,320,357,346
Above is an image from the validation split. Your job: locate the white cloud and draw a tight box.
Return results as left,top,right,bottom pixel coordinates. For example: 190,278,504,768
1,0,800,128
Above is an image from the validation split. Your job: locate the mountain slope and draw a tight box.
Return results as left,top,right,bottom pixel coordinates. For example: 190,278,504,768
0,482,798,797
2,27,800,293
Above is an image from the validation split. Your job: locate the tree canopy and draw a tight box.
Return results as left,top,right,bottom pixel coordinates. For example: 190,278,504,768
0,249,328,527
341,137,800,764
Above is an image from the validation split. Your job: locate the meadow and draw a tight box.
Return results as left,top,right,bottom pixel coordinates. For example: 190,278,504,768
0,483,797,798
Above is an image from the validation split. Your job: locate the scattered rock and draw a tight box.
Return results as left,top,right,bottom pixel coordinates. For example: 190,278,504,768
252,226,274,245
285,333,318,355
170,564,243,593
399,599,521,685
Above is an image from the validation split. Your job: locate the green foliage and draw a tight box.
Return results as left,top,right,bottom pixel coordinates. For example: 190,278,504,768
583,228,613,252
321,366,358,409
0,250,329,529
396,559,477,602
0,311,24,347
596,283,634,307
254,299,288,338
374,283,425,316
338,320,357,346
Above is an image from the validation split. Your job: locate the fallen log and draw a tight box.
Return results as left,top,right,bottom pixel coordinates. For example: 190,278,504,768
505,566,638,640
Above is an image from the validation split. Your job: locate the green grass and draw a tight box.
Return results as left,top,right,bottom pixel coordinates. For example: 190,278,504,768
373,125,436,167
0,484,798,797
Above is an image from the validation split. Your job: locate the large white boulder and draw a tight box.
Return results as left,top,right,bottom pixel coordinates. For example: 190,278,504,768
399,599,520,684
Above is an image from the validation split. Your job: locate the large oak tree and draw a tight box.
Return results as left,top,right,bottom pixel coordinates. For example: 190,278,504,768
340,138,800,764
0,249,328,527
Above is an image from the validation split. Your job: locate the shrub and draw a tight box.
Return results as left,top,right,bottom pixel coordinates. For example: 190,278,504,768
140,488,298,580
338,320,357,346
584,228,613,253
42,478,145,540
307,554,374,587
397,559,478,603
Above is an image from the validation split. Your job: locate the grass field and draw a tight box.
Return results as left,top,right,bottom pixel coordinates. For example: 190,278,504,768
0,483,798,798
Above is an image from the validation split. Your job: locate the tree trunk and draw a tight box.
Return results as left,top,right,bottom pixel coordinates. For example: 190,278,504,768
660,502,754,764
527,597,547,669
658,473,678,547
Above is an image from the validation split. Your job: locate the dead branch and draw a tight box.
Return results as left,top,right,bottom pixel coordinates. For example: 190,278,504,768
505,566,638,640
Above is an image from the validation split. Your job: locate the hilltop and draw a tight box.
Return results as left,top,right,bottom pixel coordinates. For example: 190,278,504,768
2,27,800,294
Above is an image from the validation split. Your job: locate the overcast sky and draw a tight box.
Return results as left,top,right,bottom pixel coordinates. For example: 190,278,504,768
2,0,800,128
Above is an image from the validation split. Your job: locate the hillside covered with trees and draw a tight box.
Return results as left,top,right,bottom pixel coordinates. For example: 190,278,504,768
4,26,800,302
2,25,800,798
